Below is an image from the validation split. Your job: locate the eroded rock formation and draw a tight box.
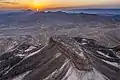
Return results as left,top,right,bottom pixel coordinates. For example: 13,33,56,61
0,35,120,80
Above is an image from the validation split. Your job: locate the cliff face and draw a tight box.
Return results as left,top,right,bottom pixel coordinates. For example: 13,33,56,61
0,35,120,80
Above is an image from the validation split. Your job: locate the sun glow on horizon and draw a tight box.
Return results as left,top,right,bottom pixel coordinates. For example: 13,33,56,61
28,0,43,10
0,0,120,10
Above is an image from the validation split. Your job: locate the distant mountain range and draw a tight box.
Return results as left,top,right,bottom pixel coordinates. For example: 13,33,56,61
62,8,120,15
0,9,120,29
0,9,120,21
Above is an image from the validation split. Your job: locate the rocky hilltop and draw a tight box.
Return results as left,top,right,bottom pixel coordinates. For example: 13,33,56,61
0,35,120,80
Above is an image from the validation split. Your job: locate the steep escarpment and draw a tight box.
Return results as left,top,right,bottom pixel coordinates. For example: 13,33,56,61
0,35,120,80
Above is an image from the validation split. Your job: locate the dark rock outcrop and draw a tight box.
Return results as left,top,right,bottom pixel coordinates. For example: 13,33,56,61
0,36,120,80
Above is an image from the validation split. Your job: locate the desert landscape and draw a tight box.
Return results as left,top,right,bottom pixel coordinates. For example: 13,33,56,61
0,10,120,80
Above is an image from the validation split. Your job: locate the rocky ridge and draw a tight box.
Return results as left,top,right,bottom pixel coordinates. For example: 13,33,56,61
0,35,120,80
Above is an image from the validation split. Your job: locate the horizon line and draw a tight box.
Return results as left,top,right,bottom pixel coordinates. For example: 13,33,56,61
1,7,120,11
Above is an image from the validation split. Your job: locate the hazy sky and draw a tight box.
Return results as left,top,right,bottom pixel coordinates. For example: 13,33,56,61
0,0,120,10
